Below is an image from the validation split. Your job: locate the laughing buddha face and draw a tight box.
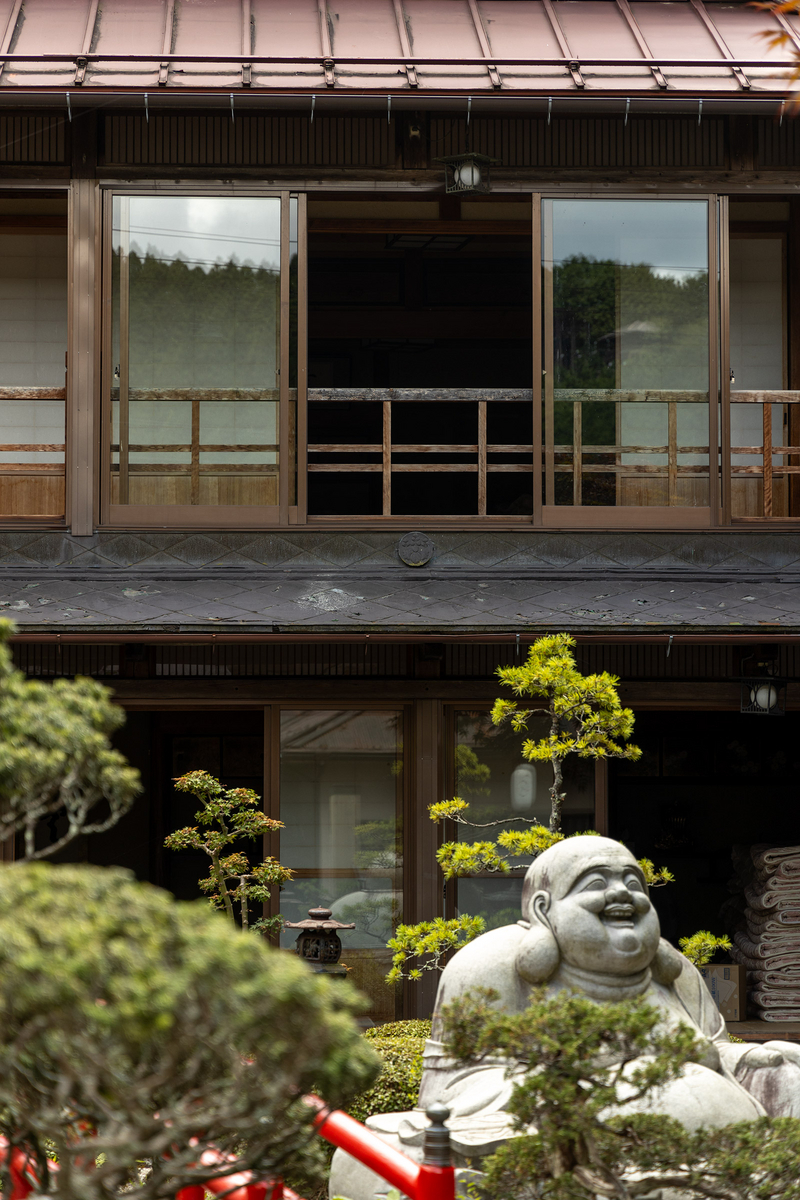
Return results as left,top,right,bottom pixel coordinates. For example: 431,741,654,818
524,836,661,977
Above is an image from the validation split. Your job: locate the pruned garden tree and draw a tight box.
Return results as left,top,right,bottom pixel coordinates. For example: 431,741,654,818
165,770,292,936
388,635,653,982
0,619,141,862
491,633,642,834
441,986,800,1200
0,862,379,1200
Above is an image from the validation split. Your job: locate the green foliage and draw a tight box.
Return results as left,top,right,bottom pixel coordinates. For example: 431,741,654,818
346,1021,432,1124
493,633,641,833
436,824,566,881
165,770,292,935
638,856,675,888
387,916,486,983
453,745,491,796
0,862,380,1200
0,619,141,862
679,929,733,967
442,987,800,1200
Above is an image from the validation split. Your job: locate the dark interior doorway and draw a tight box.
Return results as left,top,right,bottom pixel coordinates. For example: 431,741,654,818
85,711,264,902
307,203,533,518
609,710,800,949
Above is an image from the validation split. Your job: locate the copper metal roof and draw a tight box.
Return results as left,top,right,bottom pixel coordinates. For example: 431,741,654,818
0,0,796,101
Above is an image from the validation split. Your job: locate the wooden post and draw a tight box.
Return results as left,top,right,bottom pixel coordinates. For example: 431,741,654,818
477,400,487,516
572,402,582,506
668,400,678,506
763,401,773,517
118,196,130,506
67,178,99,534
383,400,392,516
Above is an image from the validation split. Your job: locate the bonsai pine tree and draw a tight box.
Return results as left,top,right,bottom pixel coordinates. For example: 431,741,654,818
165,770,292,935
0,862,379,1200
387,634,649,982
491,632,641,833
441,986,800,1200
0,619,141,862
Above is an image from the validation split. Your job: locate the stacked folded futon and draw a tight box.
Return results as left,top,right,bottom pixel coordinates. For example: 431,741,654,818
728,844,800,1021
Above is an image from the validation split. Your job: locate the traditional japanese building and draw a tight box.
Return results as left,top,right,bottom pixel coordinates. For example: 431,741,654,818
1,0,800,1028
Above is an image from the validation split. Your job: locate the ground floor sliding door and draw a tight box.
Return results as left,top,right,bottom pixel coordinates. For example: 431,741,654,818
71,699,605,1025
277,707,405,1024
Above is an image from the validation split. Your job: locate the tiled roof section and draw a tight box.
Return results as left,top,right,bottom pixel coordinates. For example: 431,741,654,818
0,530,798,633
0,0,794,96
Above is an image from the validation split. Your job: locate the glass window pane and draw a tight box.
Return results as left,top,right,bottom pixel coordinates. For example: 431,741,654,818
543,199,709,509
454,710,595,930
729,236,788,518
111,196,282,508
0,201,67,519
279,709,403,1024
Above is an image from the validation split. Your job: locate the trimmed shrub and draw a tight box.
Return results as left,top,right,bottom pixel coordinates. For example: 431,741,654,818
346,1020,432,1123
0,863,380,1200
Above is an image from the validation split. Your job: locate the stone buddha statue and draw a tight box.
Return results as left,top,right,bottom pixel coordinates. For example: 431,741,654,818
329,836,800,1200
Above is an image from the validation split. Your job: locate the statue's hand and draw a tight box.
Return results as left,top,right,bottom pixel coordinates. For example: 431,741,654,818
761,1040,800,1070
732,1044,785,1072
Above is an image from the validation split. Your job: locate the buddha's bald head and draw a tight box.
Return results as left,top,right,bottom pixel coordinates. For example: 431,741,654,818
515,836,665,984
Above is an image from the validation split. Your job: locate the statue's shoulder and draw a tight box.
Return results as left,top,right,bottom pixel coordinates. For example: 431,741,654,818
432,922,529,1028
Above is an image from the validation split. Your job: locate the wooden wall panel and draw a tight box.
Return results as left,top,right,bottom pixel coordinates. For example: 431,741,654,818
0,474,63,517
103,114,394,168
430,116,727,169
0,113,67,163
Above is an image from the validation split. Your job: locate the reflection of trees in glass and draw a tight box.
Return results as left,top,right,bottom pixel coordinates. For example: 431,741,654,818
454,744,491,795
354,819,402,870
117,250,279,388
335,894,400,944
553,254,708,393
551,254,708,506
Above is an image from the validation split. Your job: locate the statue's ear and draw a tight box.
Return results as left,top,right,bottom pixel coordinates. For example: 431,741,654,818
516,891,559,984
531,889,552,927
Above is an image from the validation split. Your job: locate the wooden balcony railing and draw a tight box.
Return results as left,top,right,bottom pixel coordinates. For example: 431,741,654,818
730,390,800,519
0,386,66,520
308,387,533,517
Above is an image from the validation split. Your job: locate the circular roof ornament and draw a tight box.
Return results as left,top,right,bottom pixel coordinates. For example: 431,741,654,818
398,531,435,568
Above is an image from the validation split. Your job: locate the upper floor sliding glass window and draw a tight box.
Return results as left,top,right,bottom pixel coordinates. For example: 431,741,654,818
0,196,67,525
541,198,716,528
104,193,299,528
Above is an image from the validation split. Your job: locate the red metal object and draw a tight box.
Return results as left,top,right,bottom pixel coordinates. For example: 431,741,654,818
0,1106,453,1200
0,1138,59,1200
308,1097,455,1200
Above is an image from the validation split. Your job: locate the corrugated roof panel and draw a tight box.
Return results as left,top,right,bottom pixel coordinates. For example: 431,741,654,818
171,0,241,88
710,4,787,60
476,1,561,61
89,0,167,89
404,0,489,90
555,1,652,89
4,0,92,88
327,0,407,90
629,0,745,91
0,0,792,95
251,0,327,90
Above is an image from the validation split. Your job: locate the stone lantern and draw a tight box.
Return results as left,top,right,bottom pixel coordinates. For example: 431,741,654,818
284,905,355,977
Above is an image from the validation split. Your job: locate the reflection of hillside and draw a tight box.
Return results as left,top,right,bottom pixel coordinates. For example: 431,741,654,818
114,250,280,390
280,709,399,755
553,254,708,392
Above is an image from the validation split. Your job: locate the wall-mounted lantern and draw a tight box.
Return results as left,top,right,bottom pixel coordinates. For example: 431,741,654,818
740,676,786,716
739,652,786,715
284,905,355,976
435,151,498,195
